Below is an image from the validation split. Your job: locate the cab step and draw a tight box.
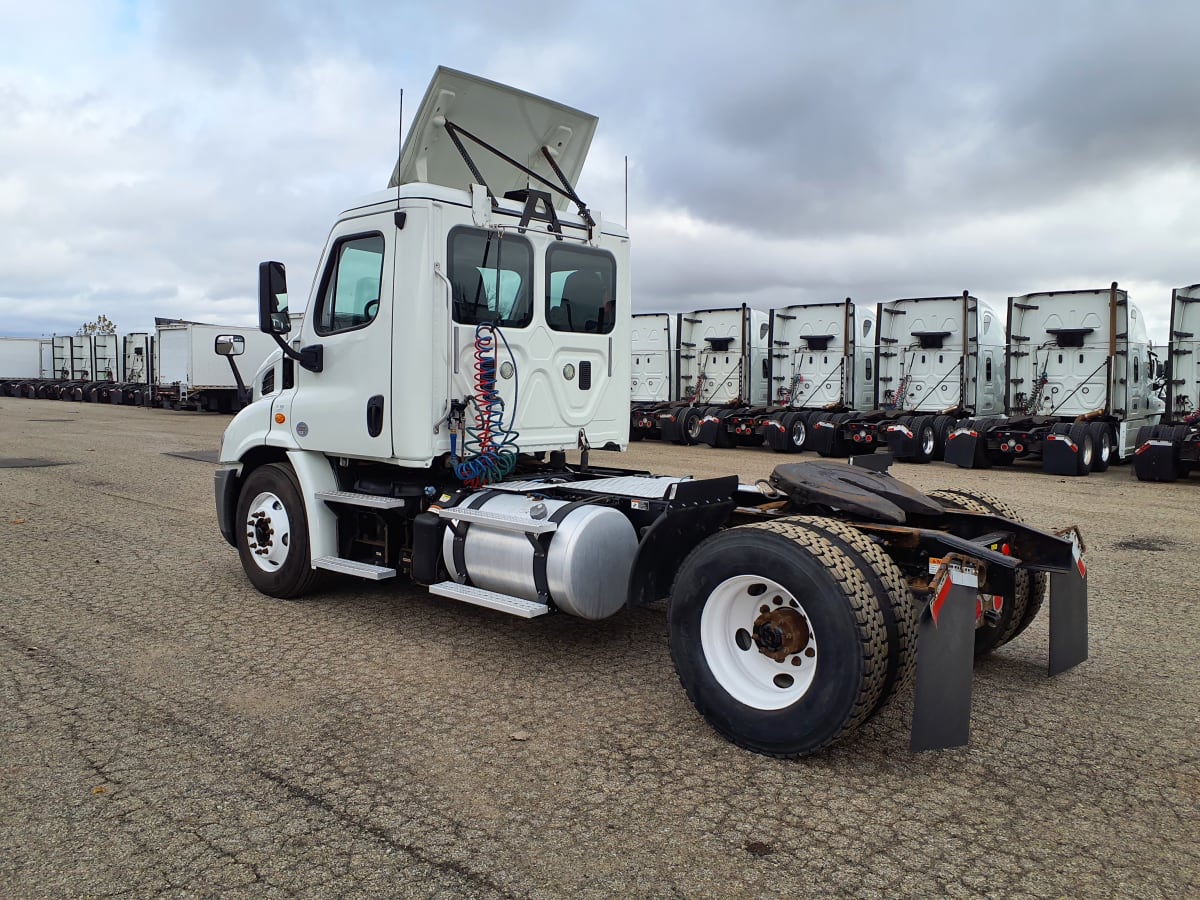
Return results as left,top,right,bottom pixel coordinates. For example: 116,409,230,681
434,506,558,534
428,581,550,618
315,490,409,509
312,556,396,579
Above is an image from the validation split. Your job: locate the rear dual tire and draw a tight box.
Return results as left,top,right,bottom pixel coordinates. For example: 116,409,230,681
668,517,917,758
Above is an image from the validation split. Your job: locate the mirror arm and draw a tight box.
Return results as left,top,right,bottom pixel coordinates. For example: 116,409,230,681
269,333,323,373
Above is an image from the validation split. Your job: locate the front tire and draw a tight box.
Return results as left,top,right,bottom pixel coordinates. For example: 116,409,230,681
235,463,321,599
668,520,890,757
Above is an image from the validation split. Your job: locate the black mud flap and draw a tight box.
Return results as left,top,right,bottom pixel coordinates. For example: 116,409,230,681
762,418,787,451
1043,433,1083,476
911,560,979,752
1132,440,1178,482
658,414,683,444
1049,528,1088,676
698,412,733,448
944,427,983,468
806,418,837,455
885,423,918,460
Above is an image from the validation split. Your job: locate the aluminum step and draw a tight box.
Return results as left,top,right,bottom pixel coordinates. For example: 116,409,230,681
434,506,558,534
428,581,550,618
315,490,409,510
312,556,396,579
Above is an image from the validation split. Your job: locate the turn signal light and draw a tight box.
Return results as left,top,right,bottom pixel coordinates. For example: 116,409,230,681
274,413,286,424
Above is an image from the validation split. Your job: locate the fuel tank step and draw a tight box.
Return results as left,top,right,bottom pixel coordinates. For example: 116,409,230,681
434,506,558,534
312,556,396,579
428,581,551,618
315,490,409,509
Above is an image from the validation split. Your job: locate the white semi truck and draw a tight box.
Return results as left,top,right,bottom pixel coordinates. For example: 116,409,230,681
649,305,771,446
0,338,48,397
1134,283,1198,481
805,293,1006,463
753,299,877,454
214,67,1088,757
947,284,1164,476
629,312,677,440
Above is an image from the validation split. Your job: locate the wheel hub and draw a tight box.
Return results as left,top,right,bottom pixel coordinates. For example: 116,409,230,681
752,607,810,662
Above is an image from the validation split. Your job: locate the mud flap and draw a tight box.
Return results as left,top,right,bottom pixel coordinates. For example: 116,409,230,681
944,428,983,468
658,413,683,443
805,418,837,455
763,418,788,451
1043,433,1083,476
1049,528,1088,677
885,423,918,459
911,560,979,752
1132,440,1178,482
697,413,733,448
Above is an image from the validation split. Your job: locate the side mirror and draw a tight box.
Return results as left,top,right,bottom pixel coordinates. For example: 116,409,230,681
258,261,291,335
215,334,245,357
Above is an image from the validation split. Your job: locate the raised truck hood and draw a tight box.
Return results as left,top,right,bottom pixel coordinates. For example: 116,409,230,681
388,67,598,211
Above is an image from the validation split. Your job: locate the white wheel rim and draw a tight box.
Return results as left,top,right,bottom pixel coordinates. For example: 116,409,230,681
244,490,292,573
700,575,819,710
1099,432,1111,462
687,415,702,440
1082,438,1093,467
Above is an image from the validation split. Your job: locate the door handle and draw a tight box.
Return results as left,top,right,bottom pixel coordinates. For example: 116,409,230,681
366,395,385,437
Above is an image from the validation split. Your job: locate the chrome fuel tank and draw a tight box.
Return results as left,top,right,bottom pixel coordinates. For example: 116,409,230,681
441,493,637,620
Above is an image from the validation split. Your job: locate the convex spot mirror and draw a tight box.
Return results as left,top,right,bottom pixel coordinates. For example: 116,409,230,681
215,335,245,356
258,260,291,335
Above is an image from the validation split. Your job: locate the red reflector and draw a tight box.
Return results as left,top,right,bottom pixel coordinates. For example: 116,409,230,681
1015,444,1024,453
1001,543,1011,556
865,435,873,443
1000,443,1009,451
1135,444,1149,455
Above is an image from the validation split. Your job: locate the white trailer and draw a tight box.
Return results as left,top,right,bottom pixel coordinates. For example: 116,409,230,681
755,298,877,454
213,66,1088,759
948,283,1164,475
0,338,44,378
652,305,770,446
807,293,1005,463
154,321,282,412
1134,283,1199,481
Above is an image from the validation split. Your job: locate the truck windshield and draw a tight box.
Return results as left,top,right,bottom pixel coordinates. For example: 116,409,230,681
546,245,616,334
448,228,533,328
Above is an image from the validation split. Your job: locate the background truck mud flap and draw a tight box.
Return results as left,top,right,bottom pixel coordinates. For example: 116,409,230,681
1043,432,1084,476
698,412,734,448
805,418,837,455
885,423,917,459
944,427,984,468
1133,440,1179,482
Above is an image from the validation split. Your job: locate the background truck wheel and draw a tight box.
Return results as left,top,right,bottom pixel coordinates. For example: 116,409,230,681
235,463,321,599
910,415,937,464
932,414,956,460
1088,422,1113,472
784,412,807,453
926,489,1048,654
678,406,702,445
1067,423,1095,475
667,520,890,758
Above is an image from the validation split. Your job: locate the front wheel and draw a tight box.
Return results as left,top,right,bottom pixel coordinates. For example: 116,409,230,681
235,463,321,599
668,521,889,757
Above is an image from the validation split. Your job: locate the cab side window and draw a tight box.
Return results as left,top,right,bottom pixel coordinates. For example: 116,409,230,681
547,245,617,334
314,233,385,336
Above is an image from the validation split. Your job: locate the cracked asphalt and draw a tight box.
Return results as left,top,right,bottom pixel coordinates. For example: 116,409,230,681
1,398,1197,897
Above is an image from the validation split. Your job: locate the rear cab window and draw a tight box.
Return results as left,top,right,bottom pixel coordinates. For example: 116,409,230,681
546,245,617,334
448,228,533,327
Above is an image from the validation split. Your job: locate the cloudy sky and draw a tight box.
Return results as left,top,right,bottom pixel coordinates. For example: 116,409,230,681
3,0,1199,341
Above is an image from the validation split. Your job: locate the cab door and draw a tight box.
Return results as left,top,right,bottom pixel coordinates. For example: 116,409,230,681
288,211,395,459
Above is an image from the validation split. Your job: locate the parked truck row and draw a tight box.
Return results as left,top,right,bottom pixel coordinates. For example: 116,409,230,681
631,283,1168,477
0,319,292,412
